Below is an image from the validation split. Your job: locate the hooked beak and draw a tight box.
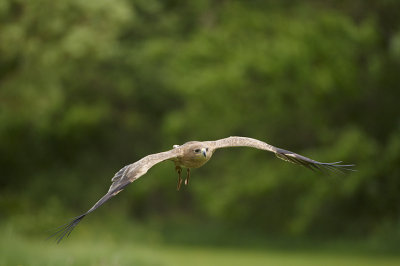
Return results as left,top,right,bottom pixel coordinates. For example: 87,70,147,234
201,148,207,158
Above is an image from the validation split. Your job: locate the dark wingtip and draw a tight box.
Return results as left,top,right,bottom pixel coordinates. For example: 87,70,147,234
48,214,86,244
317,162,356,174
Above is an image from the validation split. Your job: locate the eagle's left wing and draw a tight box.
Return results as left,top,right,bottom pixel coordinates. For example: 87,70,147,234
207,136,354,173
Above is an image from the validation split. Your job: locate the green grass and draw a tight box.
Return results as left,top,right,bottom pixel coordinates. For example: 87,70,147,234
1,223,400,266
2,238,400,266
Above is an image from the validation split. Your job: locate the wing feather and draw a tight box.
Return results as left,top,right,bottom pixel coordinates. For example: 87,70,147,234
209,136,277,152
50,148,181,243
208,136,354,173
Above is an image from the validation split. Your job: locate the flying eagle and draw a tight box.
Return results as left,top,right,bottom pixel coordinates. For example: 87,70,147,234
51,136,354,243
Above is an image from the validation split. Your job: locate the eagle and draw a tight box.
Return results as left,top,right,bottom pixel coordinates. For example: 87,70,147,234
51,136,354,243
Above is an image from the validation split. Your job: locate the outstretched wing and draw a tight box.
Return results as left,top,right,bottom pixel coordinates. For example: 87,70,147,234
50,148,181,243
207,136,354,172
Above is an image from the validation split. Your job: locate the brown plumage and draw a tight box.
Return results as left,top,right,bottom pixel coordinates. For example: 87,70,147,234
50,136,354,243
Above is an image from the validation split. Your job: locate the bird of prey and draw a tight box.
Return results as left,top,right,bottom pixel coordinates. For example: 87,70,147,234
51,136,354,243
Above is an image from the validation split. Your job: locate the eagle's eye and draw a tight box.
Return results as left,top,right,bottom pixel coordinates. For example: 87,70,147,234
194,149,201,153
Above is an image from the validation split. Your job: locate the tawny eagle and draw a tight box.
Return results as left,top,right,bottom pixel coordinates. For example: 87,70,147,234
51,136,354,243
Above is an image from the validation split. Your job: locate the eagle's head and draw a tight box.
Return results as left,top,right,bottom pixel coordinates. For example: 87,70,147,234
173,141,213,168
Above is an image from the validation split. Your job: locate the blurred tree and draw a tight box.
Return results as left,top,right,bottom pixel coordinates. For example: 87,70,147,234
1,0,399,240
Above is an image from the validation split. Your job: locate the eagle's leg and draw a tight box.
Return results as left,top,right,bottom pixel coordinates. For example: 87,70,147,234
184,168,190,186
176,166,183,191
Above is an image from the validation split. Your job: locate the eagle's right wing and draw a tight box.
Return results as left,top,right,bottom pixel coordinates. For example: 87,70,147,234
50,148,182,243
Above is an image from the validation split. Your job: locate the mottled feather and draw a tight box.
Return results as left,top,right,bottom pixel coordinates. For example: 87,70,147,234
207,136,354,172
50,149,181,243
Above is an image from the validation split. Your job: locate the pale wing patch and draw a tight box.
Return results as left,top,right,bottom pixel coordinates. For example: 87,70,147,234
111,164,130,182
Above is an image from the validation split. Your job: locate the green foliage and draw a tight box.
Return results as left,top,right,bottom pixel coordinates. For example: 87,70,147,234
1,0,400,246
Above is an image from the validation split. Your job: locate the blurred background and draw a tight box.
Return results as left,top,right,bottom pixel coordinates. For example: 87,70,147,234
1,0,400,265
